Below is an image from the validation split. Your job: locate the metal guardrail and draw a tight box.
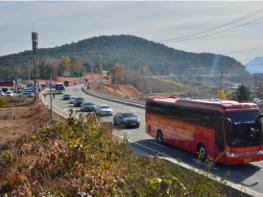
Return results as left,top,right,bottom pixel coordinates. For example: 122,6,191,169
82,87,145,109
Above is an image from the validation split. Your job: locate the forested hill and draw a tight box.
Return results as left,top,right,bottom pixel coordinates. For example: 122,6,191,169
0,35,248,80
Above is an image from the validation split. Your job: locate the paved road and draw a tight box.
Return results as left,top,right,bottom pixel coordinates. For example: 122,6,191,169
45,84,263,196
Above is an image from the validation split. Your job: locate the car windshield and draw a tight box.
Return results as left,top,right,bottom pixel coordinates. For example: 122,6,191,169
84,102,93,105
226,110,263,147
121,113,136,118
100,106,109,109
77,98,84,101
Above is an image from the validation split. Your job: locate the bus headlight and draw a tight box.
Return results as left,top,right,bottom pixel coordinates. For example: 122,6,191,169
257,149,263,155
225,152,239,158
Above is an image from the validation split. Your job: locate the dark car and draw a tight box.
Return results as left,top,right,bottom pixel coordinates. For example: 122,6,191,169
19,91,34,97
113,112,140,128
81,101,95,112
63,94,71,100
74,97,85,107
64,80,69,87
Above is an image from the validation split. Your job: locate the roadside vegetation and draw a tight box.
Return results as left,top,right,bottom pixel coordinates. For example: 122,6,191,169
0,112,225,196
0,96,34,108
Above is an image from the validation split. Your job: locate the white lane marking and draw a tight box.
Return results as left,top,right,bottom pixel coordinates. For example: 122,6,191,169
114,133,169,157
123,129,132,134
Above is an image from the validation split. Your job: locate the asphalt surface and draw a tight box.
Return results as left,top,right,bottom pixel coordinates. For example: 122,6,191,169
45,84,263,196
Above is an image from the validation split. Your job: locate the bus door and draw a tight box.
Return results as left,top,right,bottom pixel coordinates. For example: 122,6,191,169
215,117,225,159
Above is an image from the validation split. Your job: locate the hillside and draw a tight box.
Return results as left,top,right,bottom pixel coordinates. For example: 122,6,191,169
245,57,263,73
0,35,249,83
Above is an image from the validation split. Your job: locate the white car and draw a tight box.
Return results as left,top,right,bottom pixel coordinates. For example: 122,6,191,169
95,104,113,116
69,96,76,104
5,91,14,96
252,98,263,107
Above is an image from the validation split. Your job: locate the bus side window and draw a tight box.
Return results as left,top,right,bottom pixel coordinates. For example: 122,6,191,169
215,118,224,152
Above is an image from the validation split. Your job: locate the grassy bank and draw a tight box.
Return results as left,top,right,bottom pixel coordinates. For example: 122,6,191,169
0,96,34,108
0,114,224,196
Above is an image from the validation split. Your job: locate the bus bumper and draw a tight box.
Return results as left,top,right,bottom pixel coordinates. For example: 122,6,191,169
223,151,263,165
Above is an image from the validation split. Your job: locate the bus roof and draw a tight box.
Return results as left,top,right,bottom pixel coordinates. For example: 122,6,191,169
146,96,258,112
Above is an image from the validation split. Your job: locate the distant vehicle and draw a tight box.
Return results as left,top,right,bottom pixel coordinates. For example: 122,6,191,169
1,87,9,94
95,104,113,116
63,94,71,100
64,80,69,87
5,91,14,96
252,98,263,107
25,83,40,92
113,112,140,128
81,101,95,112
74,97,85,107
69,96,76,104
19,91,34,97
146,96,263,165
55,83,65,94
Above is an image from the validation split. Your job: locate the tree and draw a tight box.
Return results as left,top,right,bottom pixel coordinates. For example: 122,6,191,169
55,56,84,77
69,57,84,76
111,63,125,84
38,59,53,79
57,56,71,76
142,64,151,93
217,90,227,100
233,84,251,102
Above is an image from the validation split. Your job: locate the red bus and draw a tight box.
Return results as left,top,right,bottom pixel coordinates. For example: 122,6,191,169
145,96,263,165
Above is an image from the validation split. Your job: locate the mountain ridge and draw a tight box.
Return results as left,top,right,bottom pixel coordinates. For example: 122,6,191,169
0,34,248,82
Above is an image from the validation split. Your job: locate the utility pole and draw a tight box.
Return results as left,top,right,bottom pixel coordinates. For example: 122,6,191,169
127,63,130,85
99,54,103,90
219,70,223,91
28,61,31,81
32,32,38,102
142,46,145,96
83,65,86,83
91,63,94,87
50,73,53,120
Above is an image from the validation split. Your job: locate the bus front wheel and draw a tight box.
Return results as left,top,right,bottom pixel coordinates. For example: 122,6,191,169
197,144,207,161
156,130,164,144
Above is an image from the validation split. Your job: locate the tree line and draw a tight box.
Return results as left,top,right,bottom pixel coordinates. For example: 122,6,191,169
38,56,84,79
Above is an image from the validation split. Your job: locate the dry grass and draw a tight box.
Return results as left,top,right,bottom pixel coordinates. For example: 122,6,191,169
0,100,64,145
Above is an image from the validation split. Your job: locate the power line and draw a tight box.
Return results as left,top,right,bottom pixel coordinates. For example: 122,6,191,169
158,8,263,43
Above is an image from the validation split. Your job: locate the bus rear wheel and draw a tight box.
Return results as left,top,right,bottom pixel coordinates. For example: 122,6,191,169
156,130,164,144
197,144,207,161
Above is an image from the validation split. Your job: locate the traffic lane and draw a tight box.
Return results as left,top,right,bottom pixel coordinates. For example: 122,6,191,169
48,87,149,142
65,85,149,141
49,86,263,194
131,139,263,190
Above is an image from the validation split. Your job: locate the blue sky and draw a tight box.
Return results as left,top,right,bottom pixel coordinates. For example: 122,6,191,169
1,1,263,64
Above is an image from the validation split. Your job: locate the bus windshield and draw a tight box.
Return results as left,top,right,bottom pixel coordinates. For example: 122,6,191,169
226,110,263,147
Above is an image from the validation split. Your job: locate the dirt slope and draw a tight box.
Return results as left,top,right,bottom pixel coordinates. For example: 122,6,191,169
0,101,63,145
96,84,142,98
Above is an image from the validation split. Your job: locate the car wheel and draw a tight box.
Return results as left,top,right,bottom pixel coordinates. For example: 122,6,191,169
113,119,117,126
156,130,164,144
197,144,207,161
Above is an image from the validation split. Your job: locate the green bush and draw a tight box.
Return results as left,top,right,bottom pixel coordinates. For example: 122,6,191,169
0,96,8,107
